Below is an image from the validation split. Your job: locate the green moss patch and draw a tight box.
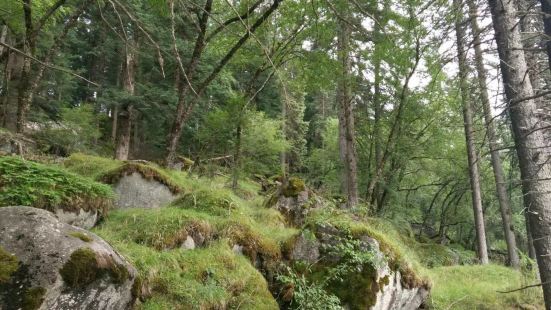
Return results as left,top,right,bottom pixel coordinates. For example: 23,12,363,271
281,177,305,197
0,156,113,213
22,287,46,310
0,246,18,283
69,232,93,243
60,247,130,288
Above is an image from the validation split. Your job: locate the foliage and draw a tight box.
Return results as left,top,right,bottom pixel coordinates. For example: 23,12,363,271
32,105,104,155
0,156,113,212
277,266,343,310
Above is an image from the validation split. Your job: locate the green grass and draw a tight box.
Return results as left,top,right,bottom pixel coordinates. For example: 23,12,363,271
0,156,113,213
63,153,124,180
427,265,543,309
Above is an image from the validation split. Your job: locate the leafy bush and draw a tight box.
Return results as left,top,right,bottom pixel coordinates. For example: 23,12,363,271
277,266,343,310
0,156,113,212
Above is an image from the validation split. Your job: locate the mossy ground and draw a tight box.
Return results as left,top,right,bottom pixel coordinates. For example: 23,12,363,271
0,155,113,213
89,162,296,309
8,154,544,309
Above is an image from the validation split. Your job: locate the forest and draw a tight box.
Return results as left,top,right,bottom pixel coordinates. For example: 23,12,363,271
0,0,550,309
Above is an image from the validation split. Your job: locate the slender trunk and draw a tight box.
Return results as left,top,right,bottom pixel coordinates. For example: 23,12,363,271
467,0,519,268
540,0,551,71
231,123,242,190
454,0,489,264
111,105,119,143
336,9,359,208
115,45,136,160
489,0,551,305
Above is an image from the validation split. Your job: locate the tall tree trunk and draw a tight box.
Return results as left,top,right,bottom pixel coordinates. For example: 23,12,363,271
489,0,551,305
454,0,489,264
115,46,136,160
467,0,519,268
540,0,551,71
336,8,359,208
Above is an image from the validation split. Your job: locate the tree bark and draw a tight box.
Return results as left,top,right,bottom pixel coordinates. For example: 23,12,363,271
540,0,551,71
467,0,519,268
454,0,489,265
336,6,359,208
489,0,551,305
115,46,136,160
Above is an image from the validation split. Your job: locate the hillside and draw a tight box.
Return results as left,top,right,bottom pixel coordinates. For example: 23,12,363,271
0,154,543,309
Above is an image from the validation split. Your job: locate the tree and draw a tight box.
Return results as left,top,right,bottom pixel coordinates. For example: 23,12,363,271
454,0,489,264
488,0,551,305
467,0,519,268
335,1,359,207
164,0,284,166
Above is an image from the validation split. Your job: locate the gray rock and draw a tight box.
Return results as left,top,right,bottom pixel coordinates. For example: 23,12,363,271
232,244,244,255
114,172,177,209
181,236,195,250
270,189,324,226
0,206,138,310
54,208,98,229
288,231,320,264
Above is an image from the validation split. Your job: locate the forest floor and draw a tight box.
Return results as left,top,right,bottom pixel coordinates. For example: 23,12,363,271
0,153,544,309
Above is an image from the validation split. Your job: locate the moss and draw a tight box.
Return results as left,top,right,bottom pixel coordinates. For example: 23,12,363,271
22,287,46,310
131,275,143,300
0,156,113,214
60,248,101,287
69,232,93,243
60,247,131,288
0,246,18,283
100,162,183,194
281,177,305,197
108,262,130,284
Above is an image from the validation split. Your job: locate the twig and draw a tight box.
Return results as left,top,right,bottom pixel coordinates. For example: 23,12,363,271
0,41,100,87
497,281,551,293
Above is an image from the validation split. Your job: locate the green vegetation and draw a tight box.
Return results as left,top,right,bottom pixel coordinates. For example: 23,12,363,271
427,265,543,309
69,232,93,243
0,246,18,283
22,287,46,310
60,248,101,288
59,247,130,288
0,156,113,213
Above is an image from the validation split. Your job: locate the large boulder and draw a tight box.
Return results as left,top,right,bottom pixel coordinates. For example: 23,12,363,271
285,224,430,310
114,172,177,209
0,206,138,310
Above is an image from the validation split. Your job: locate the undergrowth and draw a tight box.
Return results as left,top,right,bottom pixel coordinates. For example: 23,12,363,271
0,156,113,212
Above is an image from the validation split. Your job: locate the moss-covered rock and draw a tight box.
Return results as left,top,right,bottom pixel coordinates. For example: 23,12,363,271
281,177,305,197
0,206,138,309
